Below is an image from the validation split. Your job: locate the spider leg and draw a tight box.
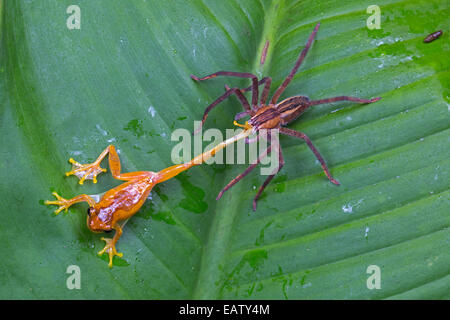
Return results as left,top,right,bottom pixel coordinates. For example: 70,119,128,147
253,144,284,211
260,77,272,105
309,96,381,106
235,110,251,121
280,127,340,185
244,128,272,146
193,87,251,135
270,23,321,104
191,71,259,109
245,134,260,145
216,144,272,202
227,76,273,106
223,77,273,121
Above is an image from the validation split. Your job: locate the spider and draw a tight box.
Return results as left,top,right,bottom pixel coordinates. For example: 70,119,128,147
191,22,381,210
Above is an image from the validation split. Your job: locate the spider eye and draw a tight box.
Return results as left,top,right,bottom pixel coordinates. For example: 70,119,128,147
87,207,93,216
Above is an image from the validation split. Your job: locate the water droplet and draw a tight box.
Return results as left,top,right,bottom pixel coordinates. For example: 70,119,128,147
342,204,353,213
148,106,156,118
364,226,370,239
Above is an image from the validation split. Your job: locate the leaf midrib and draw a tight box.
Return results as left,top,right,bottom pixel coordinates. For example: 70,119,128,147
190,0,285,299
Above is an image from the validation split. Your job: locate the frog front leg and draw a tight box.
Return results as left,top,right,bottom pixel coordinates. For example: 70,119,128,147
45,192,96,214
98,223,123,268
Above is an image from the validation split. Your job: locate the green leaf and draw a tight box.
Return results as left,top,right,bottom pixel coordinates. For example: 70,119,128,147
1,0,449,299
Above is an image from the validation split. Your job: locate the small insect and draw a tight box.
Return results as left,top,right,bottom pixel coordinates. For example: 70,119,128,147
260,40,270,65
423,30,443,43
191,22,381,211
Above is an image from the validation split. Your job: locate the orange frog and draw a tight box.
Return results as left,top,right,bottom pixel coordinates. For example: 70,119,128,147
45,125,252,267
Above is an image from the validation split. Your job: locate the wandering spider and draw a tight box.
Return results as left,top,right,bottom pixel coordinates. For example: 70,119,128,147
191,23,381,210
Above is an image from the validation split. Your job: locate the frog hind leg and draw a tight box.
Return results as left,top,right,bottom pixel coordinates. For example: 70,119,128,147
107,145,154,181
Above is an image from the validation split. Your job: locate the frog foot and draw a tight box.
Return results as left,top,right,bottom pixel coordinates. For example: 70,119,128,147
66,157,107,185
44,192,71,215
98,237,123,268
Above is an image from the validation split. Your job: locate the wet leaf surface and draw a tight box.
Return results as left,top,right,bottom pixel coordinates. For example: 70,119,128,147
0,0,448,299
